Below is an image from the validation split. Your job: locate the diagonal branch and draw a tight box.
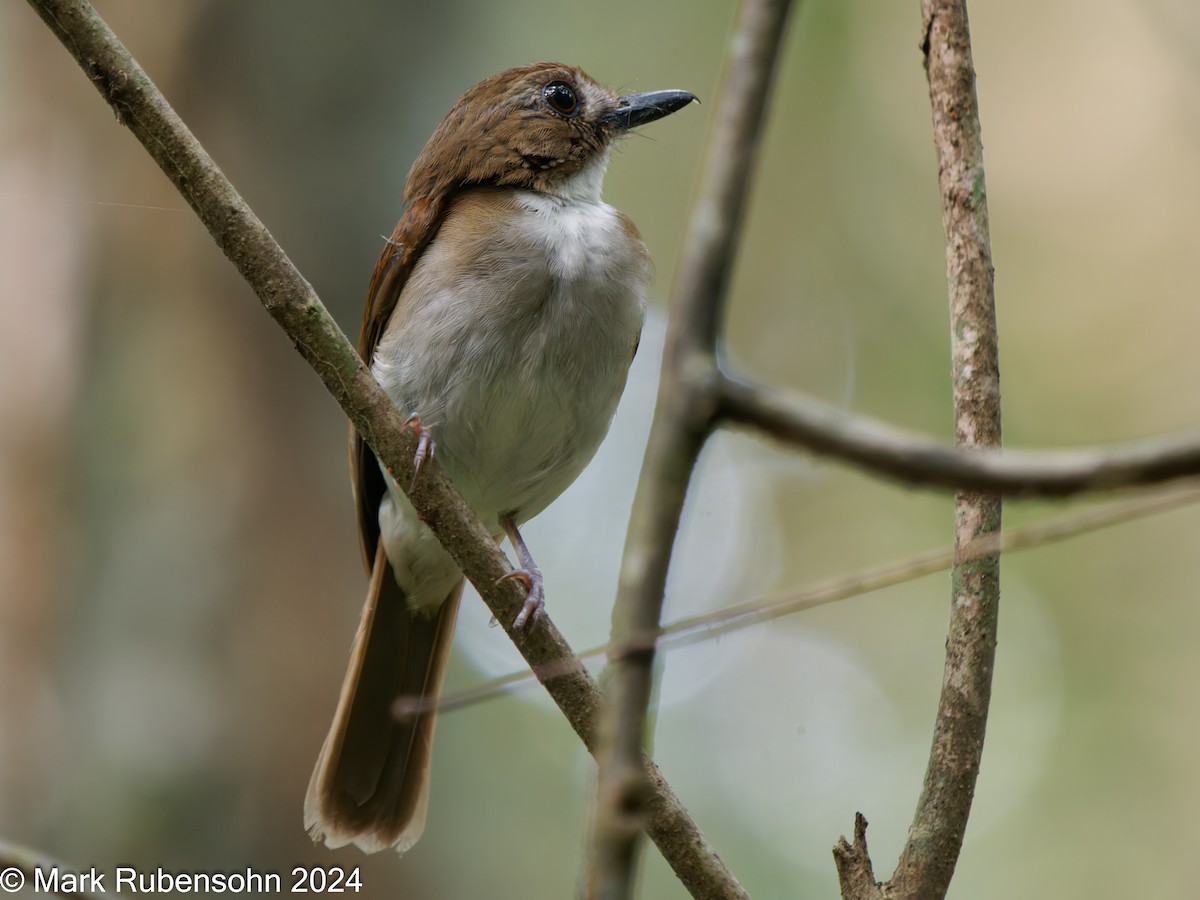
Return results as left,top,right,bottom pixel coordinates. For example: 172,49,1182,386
23,1,744,896
587,0,796,897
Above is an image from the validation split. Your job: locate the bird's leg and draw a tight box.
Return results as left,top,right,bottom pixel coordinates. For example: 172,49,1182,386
496,513,545,629
404,413,436,491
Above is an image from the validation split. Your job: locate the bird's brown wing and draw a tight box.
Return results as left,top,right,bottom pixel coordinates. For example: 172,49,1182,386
309,192,460,854
350,194,449,571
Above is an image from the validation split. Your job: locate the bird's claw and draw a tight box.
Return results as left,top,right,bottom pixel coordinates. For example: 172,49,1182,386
496,566,545,630
404,413,436,490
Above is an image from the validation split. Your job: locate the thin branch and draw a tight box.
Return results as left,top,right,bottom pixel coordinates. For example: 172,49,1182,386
720,373,1200,496
409,483,1200,719
24,1,744,895
0,837,123,899
842,2,1002,896
587,0,796,897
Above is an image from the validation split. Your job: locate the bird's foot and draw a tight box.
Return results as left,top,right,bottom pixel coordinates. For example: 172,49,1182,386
496,565,545,630
404,413,436,490
497,514,545,629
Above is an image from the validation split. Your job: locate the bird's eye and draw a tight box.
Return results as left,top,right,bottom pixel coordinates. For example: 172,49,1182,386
542,81,579,117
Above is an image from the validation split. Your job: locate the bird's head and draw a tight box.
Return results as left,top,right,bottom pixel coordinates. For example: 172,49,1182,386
404,62,696,203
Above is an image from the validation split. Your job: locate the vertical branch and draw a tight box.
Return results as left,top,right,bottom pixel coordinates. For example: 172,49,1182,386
586,0,796,897
911,0,1003,881
837,1,1001,897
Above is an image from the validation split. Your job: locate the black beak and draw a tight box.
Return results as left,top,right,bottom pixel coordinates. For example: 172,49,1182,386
601,89,697,130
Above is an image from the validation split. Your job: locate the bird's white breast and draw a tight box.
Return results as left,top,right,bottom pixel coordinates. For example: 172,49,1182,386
371,181,650,608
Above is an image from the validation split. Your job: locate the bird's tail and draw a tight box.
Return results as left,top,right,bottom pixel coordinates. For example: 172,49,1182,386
305,537,462,854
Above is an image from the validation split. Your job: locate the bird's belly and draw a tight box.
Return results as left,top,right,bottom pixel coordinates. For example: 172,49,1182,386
434,350,629,528
373,294,637,610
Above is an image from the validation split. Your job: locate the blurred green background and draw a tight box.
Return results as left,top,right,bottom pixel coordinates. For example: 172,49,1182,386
2,0,1199,897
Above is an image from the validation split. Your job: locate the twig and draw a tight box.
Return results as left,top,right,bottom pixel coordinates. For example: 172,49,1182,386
833,815,885,900
839,2,1002,896
587,0,795,897
406,482,1200,719
24,1,745,896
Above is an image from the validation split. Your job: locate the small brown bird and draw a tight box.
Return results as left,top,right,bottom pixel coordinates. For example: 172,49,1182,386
304,62,694,854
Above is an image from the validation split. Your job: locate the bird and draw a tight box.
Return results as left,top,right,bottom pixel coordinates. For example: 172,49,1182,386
304,62,695,855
